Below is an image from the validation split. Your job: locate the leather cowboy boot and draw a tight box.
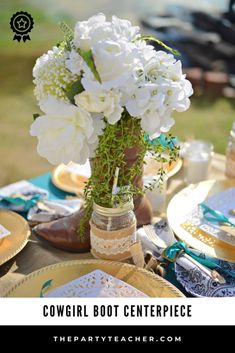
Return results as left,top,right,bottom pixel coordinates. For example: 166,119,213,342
34,208,91,252
34,193,152,253
34,144,153,252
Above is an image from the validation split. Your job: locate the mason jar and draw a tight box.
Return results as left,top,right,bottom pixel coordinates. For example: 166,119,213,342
90,199,136,261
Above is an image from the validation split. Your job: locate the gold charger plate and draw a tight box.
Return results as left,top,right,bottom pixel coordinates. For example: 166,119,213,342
165,158,183,178
144,157,182,179
167,179,235,262
0,209,30,266
5,259,184,297
52,163,90,195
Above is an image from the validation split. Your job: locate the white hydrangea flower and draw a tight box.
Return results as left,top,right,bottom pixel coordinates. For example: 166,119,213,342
140,105,175,137
66,49,84,75
33,47,80,102
111,15,140,41
30,96,104,165
134,39,156,63
123,49,193,137
123,83,164,117
75,89,123,124
123,81,172,136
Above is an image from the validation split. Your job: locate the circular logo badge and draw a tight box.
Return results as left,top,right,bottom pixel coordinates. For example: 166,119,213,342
10,11,34,42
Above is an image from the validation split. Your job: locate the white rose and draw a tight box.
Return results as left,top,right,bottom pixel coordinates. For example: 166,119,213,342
30,96,104,165
94,40,132,86
74,14,140,52
74,13,107,51
75,89,123,124
74,14,142,90
81,40,138,90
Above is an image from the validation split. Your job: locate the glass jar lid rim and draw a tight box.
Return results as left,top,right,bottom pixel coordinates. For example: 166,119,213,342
93,200,134,216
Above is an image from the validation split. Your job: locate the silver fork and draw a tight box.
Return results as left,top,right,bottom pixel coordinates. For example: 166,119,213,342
143,225,226,284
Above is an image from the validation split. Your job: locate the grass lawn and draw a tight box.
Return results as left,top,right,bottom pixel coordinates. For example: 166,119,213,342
0,1,234,187
172,97,235,153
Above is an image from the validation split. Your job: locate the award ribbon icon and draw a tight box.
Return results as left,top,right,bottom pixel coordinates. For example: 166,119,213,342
10,11,34,42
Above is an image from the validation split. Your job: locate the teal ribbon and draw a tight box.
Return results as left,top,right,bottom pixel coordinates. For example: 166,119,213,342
158,134,178,149
40,279,53,297
163,240,235,279
0,194,42,211
200,203,235,227
144,133,178,149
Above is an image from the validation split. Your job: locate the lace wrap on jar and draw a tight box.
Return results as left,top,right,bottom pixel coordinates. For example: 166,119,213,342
90,200,137,261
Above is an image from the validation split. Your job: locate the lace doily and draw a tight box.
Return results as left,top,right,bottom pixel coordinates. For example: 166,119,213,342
90,222,136,257
46,270,148,297
90,232,135,255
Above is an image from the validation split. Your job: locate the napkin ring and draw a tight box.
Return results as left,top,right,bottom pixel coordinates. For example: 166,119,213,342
162,248,184,263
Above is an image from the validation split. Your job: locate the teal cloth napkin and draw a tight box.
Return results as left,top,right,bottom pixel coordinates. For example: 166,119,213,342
163,240,235,279
0,194,42,211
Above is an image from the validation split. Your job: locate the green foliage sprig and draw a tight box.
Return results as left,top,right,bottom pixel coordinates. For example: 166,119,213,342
135,35,180,56
64,78,84,104
59,21,74,50
79,111,179,237
77,49,101,83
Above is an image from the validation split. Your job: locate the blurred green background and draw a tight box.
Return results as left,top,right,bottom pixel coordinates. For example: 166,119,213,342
0,0,234,186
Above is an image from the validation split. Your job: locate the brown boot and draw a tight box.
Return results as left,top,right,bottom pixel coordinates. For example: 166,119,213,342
34,208,90,252
134,194,152,227
34,139,153,252
34,194,152,252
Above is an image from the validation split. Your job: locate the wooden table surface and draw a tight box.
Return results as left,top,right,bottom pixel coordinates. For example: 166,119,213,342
0,153,226,296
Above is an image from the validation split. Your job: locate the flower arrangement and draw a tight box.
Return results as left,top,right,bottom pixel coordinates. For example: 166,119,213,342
30,14,193,236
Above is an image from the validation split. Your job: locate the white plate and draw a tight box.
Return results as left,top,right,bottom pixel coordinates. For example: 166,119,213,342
167,179,235,262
